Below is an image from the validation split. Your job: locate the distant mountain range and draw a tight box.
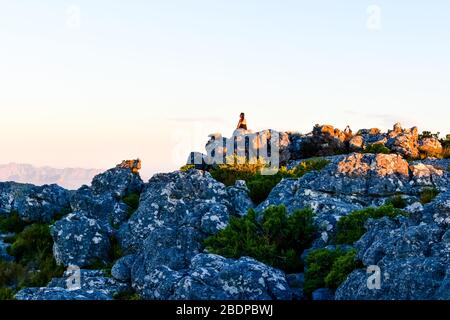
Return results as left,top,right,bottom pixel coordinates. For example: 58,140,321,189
0,163,103,190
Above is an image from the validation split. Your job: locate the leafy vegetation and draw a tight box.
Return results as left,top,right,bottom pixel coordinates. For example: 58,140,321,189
0,222,65,297
122,192,140,218
420,187,439,204
204,205,315,272
387,195,407,209
0,287,16,300
113,289,141,300
335,205,406,245
180,164,195,172
0,211,28,234
419,131,440,140
210,158,330,205
363,144,391,154
304,248,362,297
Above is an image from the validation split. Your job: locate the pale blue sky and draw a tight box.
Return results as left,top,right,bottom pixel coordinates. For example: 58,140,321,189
0,1,449,178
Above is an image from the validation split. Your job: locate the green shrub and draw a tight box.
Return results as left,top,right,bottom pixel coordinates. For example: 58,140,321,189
420,188,439,204
363,144,391,154
5,224,64,290
180,164,195,172
304,248,362,297
0,287,16,300
387,195,407,209
122,192,140,218
113,289,141,300
204,205,315,272
335,205,405,245
210,158,330,205
246,175,284,205
0,261,26,288
419,131,440,140
0,212,28,234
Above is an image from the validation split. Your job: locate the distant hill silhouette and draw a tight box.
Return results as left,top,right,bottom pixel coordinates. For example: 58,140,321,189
0,163,102,189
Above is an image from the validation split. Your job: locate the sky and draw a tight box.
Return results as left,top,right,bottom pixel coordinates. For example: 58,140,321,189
0,1,449,179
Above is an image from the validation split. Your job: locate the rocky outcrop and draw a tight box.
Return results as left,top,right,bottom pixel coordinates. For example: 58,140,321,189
300,125,350,157
226,180,254,216
127,253,292,300
118,169,231,252
335,191,450,300
385,123,419,158
259,153,448,247
188,123,447,167
419,138,443,158
0,182,70,223
51,212,112,267
116,170,235,298
70,168,144,227
16,270,129,300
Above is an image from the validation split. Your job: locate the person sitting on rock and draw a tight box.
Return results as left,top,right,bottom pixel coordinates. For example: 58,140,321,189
236,112,247,130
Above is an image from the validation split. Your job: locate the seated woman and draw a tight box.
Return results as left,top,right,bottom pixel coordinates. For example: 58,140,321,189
236,112,247,130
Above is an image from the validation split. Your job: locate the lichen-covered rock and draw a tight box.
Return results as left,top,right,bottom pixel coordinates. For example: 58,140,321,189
118,170,231,252
226,180,254,216
135,254,292,300
51,212,112,267
335,194,450,300
111,255,136,282
16,270,129,300
349,135,364,151
418,137,443,158
91,167,144,198
312,288,335,301
335,257,448,300
0,182,70,223
70,185,130,227
301,124,349,157
422,191,450,227
386,123,419,158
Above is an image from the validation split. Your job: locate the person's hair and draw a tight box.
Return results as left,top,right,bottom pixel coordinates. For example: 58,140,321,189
240,112,245,117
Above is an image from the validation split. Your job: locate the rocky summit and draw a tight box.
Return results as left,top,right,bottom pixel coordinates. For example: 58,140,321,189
0,124,449,300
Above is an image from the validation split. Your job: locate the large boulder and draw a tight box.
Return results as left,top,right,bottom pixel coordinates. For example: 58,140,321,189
300,125,349,157
51,211,112,267
335,195,450,300
118,169,231,252
70,167,144,227
132,253,292,300
418,138,443,158
226,180,254,216
91,167,143,198
16,270,129,300
386,123,419,158
0,182,70,223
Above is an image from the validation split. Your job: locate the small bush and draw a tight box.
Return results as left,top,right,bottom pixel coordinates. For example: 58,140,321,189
180,164,195,172
420,188,439,204
0,211,28,234
113,289,141,300
335,205,405,245
122,192,140,218
0,261,26,289
419,131,440,140
210,158,330,205
0,287,16,300
204,205,315,272
5,224,64,290
363,144,391,154
387,195,407,209
304,248,362,297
